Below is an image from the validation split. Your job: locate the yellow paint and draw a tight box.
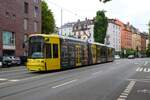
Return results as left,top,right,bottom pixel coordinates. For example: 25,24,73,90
46,36,60,70
75,45,81,66
27,34,61,71
91,44,96,64
26,59,46,71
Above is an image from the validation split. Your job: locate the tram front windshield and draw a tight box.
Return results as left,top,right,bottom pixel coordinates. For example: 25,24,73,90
28,36,44,59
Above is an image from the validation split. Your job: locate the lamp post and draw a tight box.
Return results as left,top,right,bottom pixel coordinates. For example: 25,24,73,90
61,9,63,35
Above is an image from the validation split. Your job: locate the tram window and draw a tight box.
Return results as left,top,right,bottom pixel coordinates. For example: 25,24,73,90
46,44,51,58
53,44,58,58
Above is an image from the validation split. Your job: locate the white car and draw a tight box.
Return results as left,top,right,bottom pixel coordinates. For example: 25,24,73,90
0,57,2,67
114,55,120,59
0,61,2,67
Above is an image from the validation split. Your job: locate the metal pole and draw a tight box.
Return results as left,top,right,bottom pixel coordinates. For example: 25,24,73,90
61,9,63,35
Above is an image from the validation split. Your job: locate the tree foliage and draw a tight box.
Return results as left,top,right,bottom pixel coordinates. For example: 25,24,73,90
42,1,55,34
94,10,108,44
146,21,150,57
99,0,112,3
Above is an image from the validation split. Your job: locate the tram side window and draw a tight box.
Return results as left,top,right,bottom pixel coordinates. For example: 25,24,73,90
46,44,51,58
53,44,58,58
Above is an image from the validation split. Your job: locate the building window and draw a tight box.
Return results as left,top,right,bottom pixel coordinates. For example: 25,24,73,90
5,11,9,17
24,2,29,14
53,44,58,58
34,6,39,17
46,44,52,58
34,21,38,32
24,19,28,30
34,0,39,3
2,31,15,46
24,35,28,42
12,14,16,19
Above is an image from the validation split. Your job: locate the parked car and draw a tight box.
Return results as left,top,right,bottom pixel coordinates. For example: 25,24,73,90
9,56,21,65
128,55,135,59
15,57,21,65
114,55,120,59
2,56,13,66
0,57,2,67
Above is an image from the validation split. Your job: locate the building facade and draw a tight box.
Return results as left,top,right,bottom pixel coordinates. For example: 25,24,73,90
0,0,41,57
115,20,132,50
73,18,94,42
60,18,95,42
59,22,75,37
122,24,133,49
105,19,121,53
141,33,146,51
132,33,141,51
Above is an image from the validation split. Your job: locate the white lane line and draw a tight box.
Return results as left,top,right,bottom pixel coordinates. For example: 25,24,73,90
52,79,77,89
127,79,150,83
136,67,144,72
139,68,143,72
0,73,54,86
9,79,20,82
0,78,8,81
117,98,125,100
136,67,141,72
117,81,136,100
0,78,20,86
144,68,150,72
136,67,150,73
121,93,128,96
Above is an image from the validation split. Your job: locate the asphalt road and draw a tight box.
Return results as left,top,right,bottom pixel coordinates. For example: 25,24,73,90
0,58,150,100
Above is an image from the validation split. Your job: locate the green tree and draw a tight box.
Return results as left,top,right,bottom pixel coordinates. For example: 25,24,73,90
42,1,55,34
94,10,108,43
99,0,112,3
146,21,150,57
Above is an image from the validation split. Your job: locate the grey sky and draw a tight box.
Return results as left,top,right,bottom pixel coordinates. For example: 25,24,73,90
45,0,150,32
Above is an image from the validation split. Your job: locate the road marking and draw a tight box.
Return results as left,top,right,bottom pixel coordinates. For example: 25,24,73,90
0,73,55,86
121,93,128,96
117,81,136,100
52,79,77,89
117,99,125,100
136,67,150,72
9,79,20,82
144,68,150,72
0,78,20,86
137,89,150,94
136,67,141,71
127,79,150,83
0,78,8,81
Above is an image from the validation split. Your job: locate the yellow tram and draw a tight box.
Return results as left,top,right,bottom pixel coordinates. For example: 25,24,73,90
26,34,114,72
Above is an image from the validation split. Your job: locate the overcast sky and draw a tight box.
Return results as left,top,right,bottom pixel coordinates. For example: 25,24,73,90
45,0,150,32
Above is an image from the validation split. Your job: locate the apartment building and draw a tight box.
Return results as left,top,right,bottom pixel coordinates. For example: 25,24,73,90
0,0,41,57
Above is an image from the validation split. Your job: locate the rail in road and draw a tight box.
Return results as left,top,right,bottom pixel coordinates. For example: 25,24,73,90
0,58,149,100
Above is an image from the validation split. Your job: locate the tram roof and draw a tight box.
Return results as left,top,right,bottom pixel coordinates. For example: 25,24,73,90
29,34,113,47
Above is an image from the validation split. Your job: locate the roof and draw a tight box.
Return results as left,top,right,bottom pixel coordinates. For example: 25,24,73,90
29,34,114,48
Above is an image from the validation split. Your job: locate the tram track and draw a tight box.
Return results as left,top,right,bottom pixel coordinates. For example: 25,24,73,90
0,61,133,99
0,68,92,99
0,59,143,100
0,62,118,98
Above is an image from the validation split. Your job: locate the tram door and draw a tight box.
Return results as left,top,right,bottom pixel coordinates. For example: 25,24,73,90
45,37,60,70
75,45,81,67
91,44,96,64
